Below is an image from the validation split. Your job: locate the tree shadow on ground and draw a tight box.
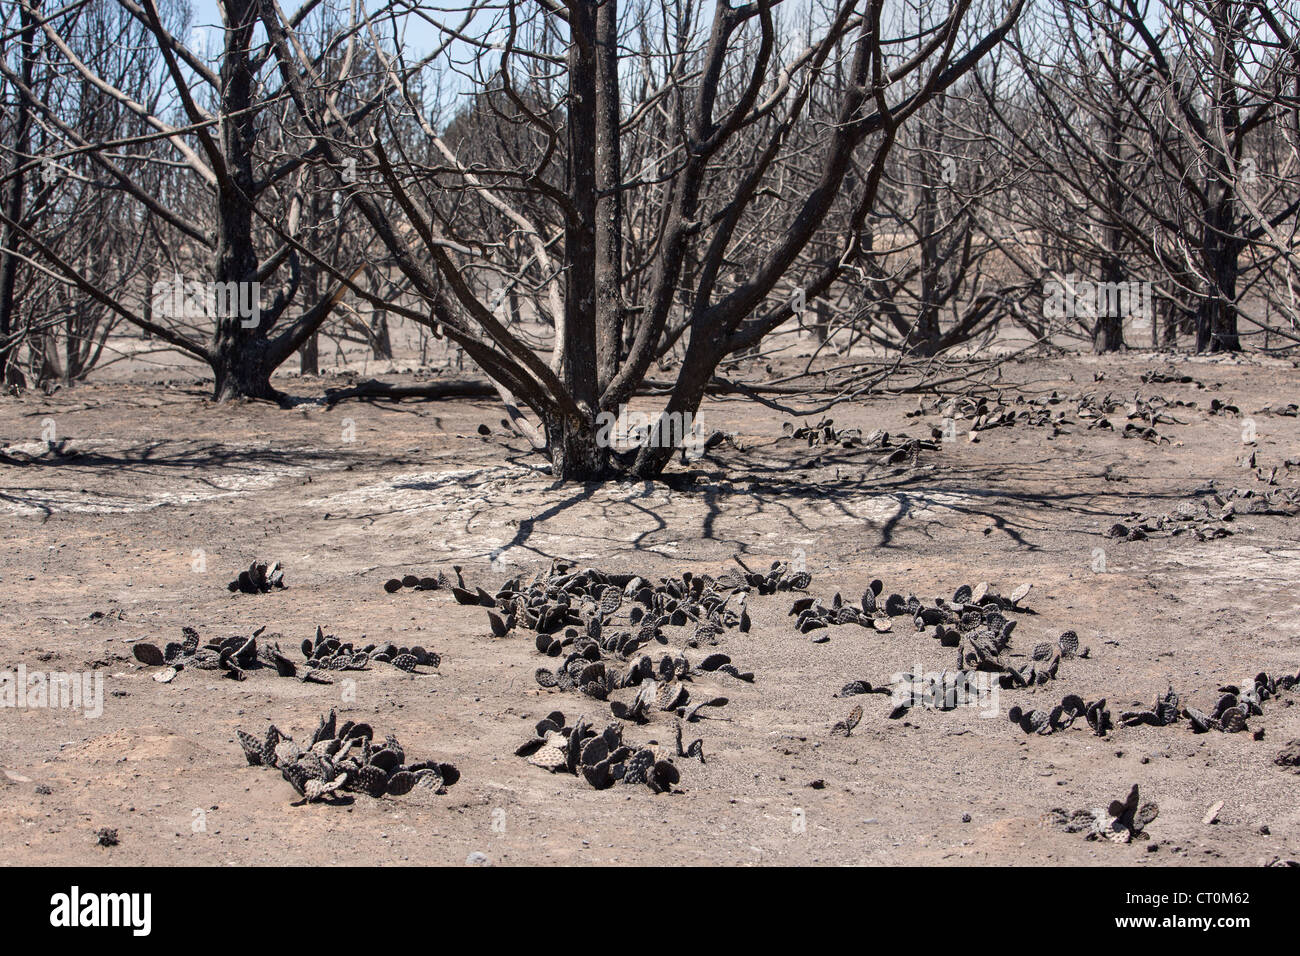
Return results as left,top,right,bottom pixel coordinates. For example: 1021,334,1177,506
438,439,1208,564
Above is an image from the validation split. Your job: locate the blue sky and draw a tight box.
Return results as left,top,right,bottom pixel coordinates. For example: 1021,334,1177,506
186,0,465,59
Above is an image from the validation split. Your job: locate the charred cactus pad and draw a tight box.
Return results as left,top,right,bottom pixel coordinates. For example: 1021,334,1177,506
1042,783,1159,844
439,559,762,729
227,560,287,594
514,711,688,794
237,710,459,804
132,625,297,683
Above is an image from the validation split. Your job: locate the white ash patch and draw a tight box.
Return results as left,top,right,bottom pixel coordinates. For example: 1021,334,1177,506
305,465,539,513
1153,543,1300,583
1,439,119,458
3,471,304,516
1,439,328,515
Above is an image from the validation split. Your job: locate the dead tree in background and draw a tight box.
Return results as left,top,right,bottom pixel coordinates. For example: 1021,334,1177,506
0,0,164,387
1,0,379,399
0,0,40,387
854,69,1035,355
991,0,1299,353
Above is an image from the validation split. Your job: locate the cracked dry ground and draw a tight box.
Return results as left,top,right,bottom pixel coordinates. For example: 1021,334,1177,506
1,352,1298,866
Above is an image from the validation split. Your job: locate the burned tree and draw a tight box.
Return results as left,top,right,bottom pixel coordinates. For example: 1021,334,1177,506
0,0,383,400
0,0,170,387
263,0,1026,478
989,0,1300,353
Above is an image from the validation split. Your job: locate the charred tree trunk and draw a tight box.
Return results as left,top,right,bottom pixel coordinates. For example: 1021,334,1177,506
299,262,320,375
365,265,393,360
913,219,942,354
812,299,830,344
630,338,715,478
551,0,611,479
0,2,37,389
546,411,609,480
912,122,943,357
371,308,392,360
212,335,277,401
1160,296,1179,347
299,333,319,375
1092,253,1126,352
1092,32,1127,353
1196,193,1242,352
1195,7,1243,354
209,0,276,401
594,0,623,394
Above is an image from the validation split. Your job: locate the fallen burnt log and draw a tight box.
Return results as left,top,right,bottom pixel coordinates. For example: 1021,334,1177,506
323,375,823,407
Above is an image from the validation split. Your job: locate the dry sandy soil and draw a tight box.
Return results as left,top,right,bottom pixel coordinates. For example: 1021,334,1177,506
1,351,1298,866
